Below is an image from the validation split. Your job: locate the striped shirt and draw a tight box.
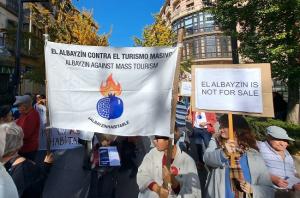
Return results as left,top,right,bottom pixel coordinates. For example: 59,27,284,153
175,101,187,127
258,141,299,188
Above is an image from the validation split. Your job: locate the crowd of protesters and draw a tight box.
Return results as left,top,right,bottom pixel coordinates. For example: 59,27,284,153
0,93,53,198
135,96,299,198
0,93,299,198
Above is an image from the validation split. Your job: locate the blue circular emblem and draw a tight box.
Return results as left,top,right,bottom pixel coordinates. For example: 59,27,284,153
97,95,123,120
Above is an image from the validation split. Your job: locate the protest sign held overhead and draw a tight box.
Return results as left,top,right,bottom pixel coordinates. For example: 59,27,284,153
192,64,274,117
45,41,179,137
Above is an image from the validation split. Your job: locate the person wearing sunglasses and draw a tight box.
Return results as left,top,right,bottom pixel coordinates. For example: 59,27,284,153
136,125,201,198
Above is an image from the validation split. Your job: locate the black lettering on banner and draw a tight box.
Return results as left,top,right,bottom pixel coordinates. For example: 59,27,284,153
201,89,217,95
238,90,259,96
51,48,58,54
116,63,132,69
219,89,236,96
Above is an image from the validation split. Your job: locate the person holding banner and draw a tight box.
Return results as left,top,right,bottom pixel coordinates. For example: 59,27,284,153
203,114,274,198
136,125,201,198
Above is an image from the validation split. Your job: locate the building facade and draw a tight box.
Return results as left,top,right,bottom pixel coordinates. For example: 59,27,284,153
159,0,288,104
0,0,46,100
0,0,18,96
160,0,232,65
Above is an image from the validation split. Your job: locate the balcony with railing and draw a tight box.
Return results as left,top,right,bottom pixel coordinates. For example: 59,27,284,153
186,6,194,12
6,0,19,15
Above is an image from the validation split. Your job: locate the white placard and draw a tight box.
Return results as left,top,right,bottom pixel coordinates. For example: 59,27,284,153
99,146,121,167
180,81,192,96
39,128,81,150
45,41,178,137
195,68,263,113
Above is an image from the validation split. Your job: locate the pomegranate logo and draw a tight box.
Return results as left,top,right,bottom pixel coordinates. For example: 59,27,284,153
97,74,123,120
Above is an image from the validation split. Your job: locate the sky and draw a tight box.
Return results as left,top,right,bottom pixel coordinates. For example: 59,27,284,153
74,0,165,47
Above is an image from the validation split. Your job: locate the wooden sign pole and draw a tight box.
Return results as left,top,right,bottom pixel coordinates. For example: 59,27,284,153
228,112,233,140
163,28,184,189
228,112,236,166
43,32,51,155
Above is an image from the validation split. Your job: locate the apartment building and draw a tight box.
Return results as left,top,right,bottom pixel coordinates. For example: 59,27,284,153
160,0,288,102
0,0,46,98
0,0,18,95
160,0,232,65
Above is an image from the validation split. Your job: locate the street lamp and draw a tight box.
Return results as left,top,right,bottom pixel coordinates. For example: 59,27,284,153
13,0,49,95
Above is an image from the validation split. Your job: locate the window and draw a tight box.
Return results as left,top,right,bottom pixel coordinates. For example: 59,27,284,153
185,16,193,35
6,0,18,14
7,19,17,29
172,12,217,35
205,36,216,57
186,3,194,11
0,33,6,46
182,35,232,60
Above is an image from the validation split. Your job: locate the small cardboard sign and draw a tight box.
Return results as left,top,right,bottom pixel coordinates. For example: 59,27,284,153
179,81,192,96
192,63,274,117
99,146,121,167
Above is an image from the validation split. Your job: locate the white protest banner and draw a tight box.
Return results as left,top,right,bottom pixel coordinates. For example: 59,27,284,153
39,128,80,150
192,64,274,117
180,81,191,96
45,41,178,137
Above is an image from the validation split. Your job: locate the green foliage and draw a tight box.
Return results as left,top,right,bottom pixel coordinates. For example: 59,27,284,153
211,0,300,123
30,1,109,46
180,59,192,73
212,0,300,81
134,15,174,47
24,0,109,84
246,117,300,154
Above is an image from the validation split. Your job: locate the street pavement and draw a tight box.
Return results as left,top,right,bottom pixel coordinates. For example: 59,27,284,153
42,137,150,198
40,129,207,198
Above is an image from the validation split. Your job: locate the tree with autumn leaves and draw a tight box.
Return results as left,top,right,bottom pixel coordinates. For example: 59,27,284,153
134,15,173,47
24,0,109,84
134,15,192,74
29,0,108,46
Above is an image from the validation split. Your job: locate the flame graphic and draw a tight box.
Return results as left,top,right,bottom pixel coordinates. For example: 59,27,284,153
100,74,122,96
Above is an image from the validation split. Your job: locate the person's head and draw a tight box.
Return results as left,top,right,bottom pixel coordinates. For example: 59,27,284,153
96,134,116,146
13,95,32,114
0,122,24,159
36,94,41,102
153,125,180,152
0,105,13,124
177,96,183,102
174,124,180,145
153,135,170,152
218,114,257,150
266,126,294,152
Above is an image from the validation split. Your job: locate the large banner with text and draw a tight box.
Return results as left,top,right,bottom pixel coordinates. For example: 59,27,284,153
191,64,274,117
45,42,178,137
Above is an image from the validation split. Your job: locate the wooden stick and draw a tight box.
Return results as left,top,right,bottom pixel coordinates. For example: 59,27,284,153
43,32,51,155
228,112,233,140
163,28,184,189
228,112,236,166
